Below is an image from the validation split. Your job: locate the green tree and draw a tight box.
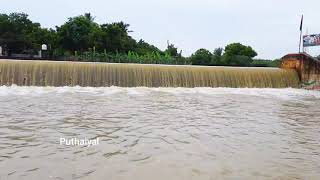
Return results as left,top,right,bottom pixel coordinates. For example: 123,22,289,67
164,42,185,64
135,39,162,55
211,47,224,65
98,22,137,53
223,43,257,66
56,13,98,52
0,13,49,55
213,47,223,56
0,12,264,67
165,43,180,57
190,49,212,65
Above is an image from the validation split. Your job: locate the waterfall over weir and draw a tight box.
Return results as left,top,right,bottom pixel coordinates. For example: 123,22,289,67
0,59,300,88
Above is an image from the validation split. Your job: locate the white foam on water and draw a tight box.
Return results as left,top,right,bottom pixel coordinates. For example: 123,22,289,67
0,85,53,96
150,87,320,101
125,87,152,96
0,85,319,101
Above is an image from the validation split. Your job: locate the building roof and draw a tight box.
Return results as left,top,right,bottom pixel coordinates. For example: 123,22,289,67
282,53,320,64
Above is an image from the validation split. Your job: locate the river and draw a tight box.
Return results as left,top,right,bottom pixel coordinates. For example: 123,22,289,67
0,86,319,179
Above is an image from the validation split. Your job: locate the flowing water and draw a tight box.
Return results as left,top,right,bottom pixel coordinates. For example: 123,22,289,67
0,60,299,88
0,86,319,180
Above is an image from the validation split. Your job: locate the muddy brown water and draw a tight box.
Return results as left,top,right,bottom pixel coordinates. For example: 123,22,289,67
0,86,319,179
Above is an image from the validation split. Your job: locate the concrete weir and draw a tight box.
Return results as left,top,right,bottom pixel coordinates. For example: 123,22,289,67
0,59,299,88
281,53,320,90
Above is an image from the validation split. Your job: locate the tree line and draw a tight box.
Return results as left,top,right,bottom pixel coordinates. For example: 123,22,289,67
0,12,279,67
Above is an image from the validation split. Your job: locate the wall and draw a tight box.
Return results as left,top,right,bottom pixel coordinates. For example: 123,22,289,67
281,53,320,90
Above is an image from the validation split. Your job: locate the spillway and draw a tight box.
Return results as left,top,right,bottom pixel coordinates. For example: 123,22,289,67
0,59,300,88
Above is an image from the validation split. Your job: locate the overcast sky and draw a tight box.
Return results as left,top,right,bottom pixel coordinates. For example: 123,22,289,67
1,0,320,59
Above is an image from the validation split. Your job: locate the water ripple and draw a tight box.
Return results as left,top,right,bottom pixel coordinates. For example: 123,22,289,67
0,86,319,179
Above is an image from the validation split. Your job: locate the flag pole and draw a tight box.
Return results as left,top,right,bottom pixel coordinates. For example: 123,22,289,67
299,15,304,53
299,31,302,53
